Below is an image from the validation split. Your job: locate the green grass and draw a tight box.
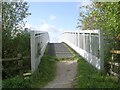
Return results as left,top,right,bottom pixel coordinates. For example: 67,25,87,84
64,43,120,88
26,44,58,88
3,43,120,88
2,45,57,88
75,56,120,88
30,54,57,88
2,76,31,88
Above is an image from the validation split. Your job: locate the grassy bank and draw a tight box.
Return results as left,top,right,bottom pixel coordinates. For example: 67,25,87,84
2,45,57,88
30,54,57,88
75,56,120,88
64,43,120,88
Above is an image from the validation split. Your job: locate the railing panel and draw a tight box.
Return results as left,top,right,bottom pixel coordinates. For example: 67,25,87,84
31,31,49,72
60,30,104,70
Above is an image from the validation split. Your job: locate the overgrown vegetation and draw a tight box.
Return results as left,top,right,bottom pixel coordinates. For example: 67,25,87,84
77,2,120,73
2,1,57,88
2,76,31,88
2,0,31,79
2,1,31,58
2,45,57,88
75,56,120,88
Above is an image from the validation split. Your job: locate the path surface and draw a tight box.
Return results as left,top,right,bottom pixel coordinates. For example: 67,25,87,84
48,43,73,58
44,60,78,88
44,43,77,88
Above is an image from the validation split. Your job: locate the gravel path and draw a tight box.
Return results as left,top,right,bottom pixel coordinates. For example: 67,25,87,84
44,60,78,88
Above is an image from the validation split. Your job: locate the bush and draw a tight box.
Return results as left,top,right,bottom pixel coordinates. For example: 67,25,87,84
2,76,31,88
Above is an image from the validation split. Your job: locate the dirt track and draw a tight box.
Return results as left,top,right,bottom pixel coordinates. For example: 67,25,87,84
44,60,78,88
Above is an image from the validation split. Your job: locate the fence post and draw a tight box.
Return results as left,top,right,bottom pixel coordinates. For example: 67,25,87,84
118,63,120,83
83,33,85,50
89,32,92,54
76,32,78,47
17,53,23,77
76,32,77,46
74,32,75,45
99,30,104,70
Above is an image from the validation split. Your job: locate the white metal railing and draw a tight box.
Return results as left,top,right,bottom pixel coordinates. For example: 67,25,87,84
31,30,50,72
60,30,104,70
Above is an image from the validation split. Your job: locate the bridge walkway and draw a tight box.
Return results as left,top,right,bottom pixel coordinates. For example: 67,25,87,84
48,43,74,58
44,43,77,88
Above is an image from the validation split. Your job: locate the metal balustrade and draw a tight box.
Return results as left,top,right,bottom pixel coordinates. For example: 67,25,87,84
31,31,50,72
60,30,104,70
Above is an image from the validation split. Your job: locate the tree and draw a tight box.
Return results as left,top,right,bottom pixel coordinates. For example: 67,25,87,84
2,1,31,58
77,2,120,71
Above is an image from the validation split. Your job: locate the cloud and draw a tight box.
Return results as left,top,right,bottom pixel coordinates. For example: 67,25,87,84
80,0,92,6
40,19,46,23
39,23,64,42
39,23,56,31
49,15,56,20
77,0,92,8
24,23,32,29
24,22,72,42
24,23,38,30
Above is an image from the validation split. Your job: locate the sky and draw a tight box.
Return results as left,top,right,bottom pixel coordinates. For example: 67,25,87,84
25,1,92,42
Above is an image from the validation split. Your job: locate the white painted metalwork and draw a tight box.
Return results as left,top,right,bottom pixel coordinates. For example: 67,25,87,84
31,30,50,72
60,30,104,70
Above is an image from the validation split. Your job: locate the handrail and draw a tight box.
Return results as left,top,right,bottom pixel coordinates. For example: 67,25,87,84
31,30,50,72
60,30,104,70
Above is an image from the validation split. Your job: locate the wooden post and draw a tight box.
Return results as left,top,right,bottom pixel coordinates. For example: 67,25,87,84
116,59,119,83
17,53,23,77
118,62,120,83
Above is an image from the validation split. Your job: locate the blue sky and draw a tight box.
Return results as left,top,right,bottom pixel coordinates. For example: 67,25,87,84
25,2,92,42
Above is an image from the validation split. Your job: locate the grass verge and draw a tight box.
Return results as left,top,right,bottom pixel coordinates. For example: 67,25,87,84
2,45,57,88
30,54,57,88
30,43,57,88
64,42,120,88
75,56,120,88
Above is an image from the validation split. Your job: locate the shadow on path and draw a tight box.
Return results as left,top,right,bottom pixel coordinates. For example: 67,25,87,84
44,43,77,88
48,43,73,58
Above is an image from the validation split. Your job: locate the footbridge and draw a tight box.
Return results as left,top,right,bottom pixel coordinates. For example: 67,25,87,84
30,30,104,72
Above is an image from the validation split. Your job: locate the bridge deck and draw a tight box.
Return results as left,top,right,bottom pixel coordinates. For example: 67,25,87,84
48,43,74,58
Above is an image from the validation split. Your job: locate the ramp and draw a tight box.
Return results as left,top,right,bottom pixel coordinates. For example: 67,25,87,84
48,43,73,58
